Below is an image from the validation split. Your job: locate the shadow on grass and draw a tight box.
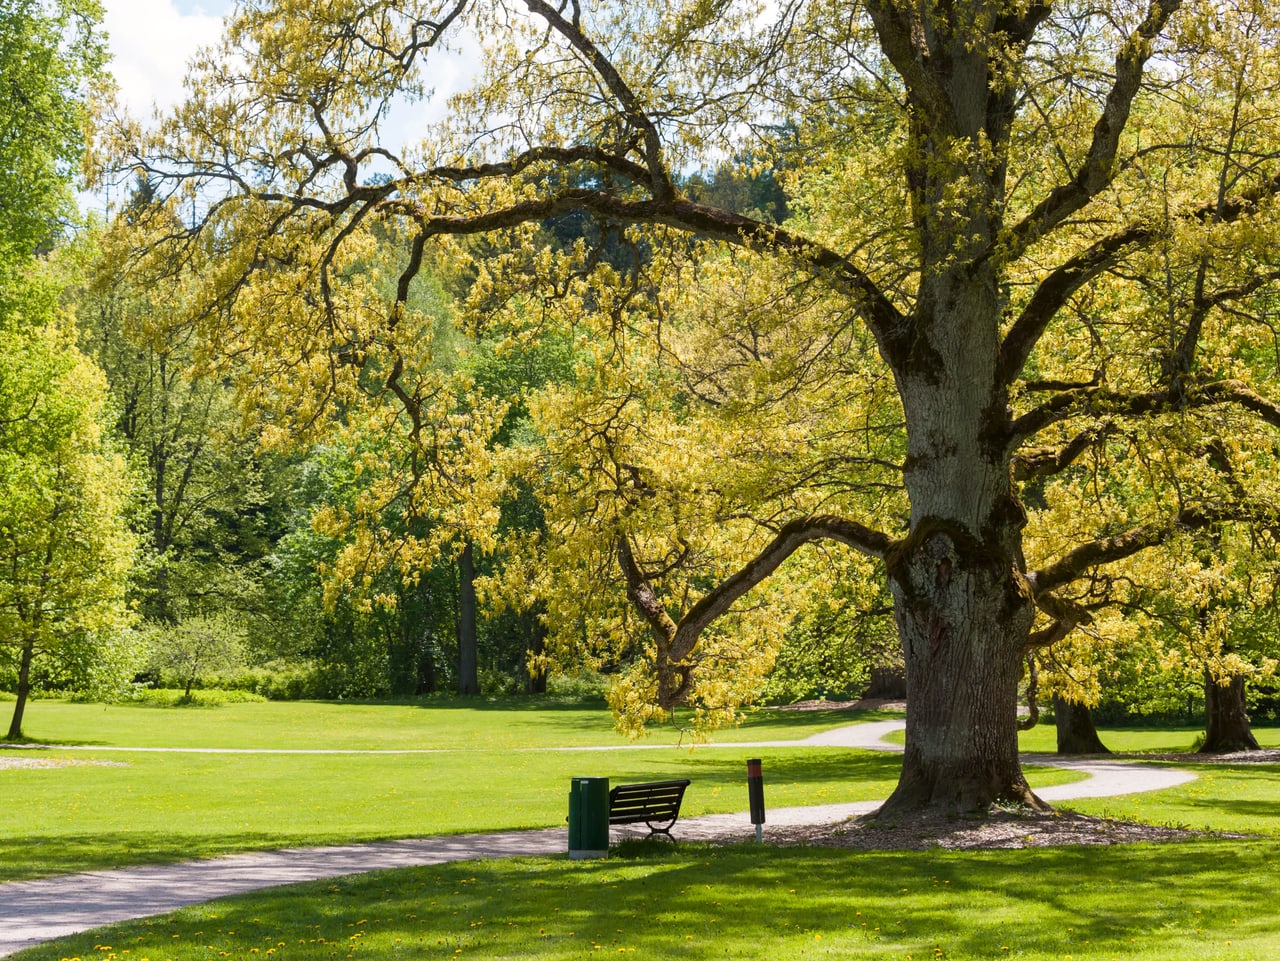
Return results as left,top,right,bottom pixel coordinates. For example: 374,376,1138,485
3,735,116,748
30,839,1280,961
0,831,327,883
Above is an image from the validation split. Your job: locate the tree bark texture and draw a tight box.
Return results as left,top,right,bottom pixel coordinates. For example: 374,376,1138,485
1053,697,1110,755
885,526,1042,814
875,213,1043,813
456,540,479,696
1201,671,1259,753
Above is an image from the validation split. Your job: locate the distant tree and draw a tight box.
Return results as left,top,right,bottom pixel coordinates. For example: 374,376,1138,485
146,611,246,699
71,192,297,627
0,279,137,738
0,0,134,739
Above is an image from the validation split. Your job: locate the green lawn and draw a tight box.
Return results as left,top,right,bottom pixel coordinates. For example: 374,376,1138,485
1015,724,1280,755
17,840,1280,961
0,698,1085,881
870,721,1280,755
4,696,890,750
7,699,1280,961
0,746,912,880
1064,763,1280,836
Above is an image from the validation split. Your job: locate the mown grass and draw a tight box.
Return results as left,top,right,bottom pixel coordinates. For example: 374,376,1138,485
1016,724,1280,754
0,747,898,880
2,696,889,750
1064,763,1280,837
8,700,1280,961
18,839,1280,961
0,699,1089,882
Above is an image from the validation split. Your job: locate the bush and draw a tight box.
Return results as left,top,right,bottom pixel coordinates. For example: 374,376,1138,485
199,661,328,700
119,687,268,707
545,669,609,701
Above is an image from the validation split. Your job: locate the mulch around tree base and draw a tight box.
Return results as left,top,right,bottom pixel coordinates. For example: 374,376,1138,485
757,809,1246,851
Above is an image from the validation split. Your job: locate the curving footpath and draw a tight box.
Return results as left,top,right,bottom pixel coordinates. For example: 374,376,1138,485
0,721,1194,958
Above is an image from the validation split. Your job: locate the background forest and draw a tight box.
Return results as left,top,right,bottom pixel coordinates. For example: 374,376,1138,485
7,0,1280,772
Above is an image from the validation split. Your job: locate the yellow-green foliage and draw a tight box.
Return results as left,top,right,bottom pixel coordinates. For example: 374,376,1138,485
102,0,1280,737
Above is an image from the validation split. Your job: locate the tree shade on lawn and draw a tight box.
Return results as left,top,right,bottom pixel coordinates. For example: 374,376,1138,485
15,841,1280,961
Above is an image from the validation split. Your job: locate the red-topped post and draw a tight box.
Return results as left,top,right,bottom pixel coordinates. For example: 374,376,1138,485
747,758,765,842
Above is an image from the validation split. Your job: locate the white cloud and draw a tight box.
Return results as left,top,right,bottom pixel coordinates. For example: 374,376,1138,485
102,0,229,117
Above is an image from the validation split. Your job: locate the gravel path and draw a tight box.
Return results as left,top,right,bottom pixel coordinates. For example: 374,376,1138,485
0,720,1196,958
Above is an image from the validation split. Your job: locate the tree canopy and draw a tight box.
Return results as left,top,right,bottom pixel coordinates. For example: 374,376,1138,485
0,0,105,266
111,0,1280,814
0,264,137,738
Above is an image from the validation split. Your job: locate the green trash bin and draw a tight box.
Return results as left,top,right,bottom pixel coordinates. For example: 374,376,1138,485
568,776,610,860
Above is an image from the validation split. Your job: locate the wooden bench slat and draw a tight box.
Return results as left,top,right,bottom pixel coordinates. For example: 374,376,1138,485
607,778,691,838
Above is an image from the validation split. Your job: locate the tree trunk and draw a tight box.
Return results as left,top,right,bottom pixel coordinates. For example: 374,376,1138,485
1054,697,1110,755
882,526,1042,816
417,647,437,694
526,623,547,695
1201,670,1259,753
877,244,1043,815
457,540,479,695
6,640,35,740
864,665,906,700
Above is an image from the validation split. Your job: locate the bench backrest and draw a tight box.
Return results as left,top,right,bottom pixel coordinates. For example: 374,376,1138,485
608,778,691,824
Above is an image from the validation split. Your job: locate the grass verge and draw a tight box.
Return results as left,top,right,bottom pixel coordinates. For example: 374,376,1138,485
16,839,1280,961
0,746,895,880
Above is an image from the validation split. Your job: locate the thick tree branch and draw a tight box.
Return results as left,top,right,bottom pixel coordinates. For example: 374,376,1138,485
617,514,892,708
1028,588,1096,644
1029,505,1254,595
1012,421,1118,481
424,144,652,188
668,514,892,665
1001,172,1280,388
1001,0,1182,260
375,185,910,369
617,535,680,648
1011,379,1280,443
999,224,1154,385
862,0,951,127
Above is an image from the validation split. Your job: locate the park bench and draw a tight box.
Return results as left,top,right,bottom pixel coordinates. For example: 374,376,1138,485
608,778,692,839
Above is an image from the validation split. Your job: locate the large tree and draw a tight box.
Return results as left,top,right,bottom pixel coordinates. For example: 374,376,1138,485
114,0,1280,814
